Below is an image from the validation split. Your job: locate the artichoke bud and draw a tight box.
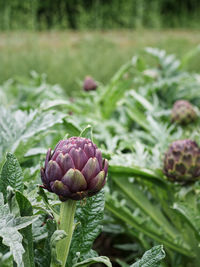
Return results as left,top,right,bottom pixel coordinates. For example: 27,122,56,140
171,100,197,125
41,137,108,201
163,139,200,182
83,76,97,91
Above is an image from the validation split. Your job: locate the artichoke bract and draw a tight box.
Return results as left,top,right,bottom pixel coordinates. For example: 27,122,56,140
41,137,108,201
83,76,97,91
164,139,200,182
171,100,197,125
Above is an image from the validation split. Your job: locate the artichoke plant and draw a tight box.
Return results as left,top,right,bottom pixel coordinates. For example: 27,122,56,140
163,139,200,182
171,100,197,125
83,76,97,91
41,137,108,201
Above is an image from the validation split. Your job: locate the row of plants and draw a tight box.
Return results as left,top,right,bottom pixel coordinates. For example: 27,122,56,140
0,47,200,266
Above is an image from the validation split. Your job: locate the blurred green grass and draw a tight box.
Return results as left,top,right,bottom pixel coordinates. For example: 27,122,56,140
0,30,200,95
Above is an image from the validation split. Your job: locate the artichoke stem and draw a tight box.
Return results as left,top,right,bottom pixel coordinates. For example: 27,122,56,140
56,199,76,267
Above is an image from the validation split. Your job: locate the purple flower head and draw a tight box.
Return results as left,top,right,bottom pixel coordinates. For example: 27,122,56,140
171,100,197,125
41,137,108,201
163,139,200,182
83,76,97,91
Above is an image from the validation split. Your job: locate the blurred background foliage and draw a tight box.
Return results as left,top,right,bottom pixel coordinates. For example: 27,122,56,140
1,30,200,96
0,0,200,96
0,0,200,30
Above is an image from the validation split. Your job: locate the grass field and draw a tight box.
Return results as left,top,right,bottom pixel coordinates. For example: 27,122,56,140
0,30,200,95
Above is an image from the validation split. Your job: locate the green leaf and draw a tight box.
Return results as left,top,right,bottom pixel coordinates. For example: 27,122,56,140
0,107,65,162
67,190,105,266
131,245,165,267
24,147,47,158
0,251,12,267
0,193,37,267
50,230,67,266
72,256,112,267
116,259,130,267
173,202,200,237
15,191,35,267
109,164,165,184
40,99,82,113
38,187,59,221
64,118,81,137
112,175,178,240
99,61,132,118
13,110,66,159
33,216,56,267
105,193,193,257
0,107,18,160
128,90,154,112
125,105,150,132
79,125,93,140
0,153,23,199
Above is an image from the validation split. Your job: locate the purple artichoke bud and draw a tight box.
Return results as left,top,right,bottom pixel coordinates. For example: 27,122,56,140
83,76,97,91
163,139,200,182
41,137,108,201
171,100,197,125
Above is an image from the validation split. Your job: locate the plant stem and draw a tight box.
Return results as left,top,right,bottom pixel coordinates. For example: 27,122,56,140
56,200,76,267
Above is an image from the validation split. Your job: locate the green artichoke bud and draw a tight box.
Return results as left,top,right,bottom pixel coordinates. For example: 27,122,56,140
83,76,97,91
171,100,197,125
41,137,108,201
164,139,200,182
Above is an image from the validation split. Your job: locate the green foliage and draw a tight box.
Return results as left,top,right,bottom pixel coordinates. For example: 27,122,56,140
50,230,67,266
0,152,110,266
0,0,200,30
131,245,165,267
72,256,112,267
1,31,200,97
0,153,24,198
0,106,66,161
0,192,37,267
67,190,106,266
1,46,200,266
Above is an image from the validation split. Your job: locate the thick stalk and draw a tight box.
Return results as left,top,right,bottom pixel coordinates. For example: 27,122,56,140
56,200,76,267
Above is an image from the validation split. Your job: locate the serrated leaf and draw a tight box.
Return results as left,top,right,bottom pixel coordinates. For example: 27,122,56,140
13,110,66,158
0,153,23,199
72,256,112,267
105,194,192,257
15,191,35,267
112,175,178,240
0,193,37,267
0,107,21,160
50,230,67,266
0,108,35,161
0,107,65,162
67,190,105,266
131,245,165,267
33,216,56,267
21,110,64,141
